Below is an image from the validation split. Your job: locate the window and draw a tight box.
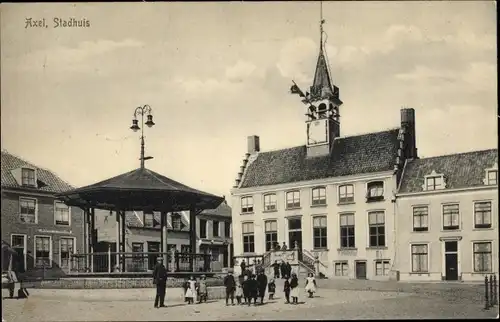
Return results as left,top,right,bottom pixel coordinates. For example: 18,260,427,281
474,202,492,229
21,168,35,186
334,262,348,276
442,204,459,230
59,238,74,268
368,211,385,247
211,248,220,262
263,194,277,211
224,222,231,237
286,191,300,209
487,170,497,185
35,236,51,268
212,220,220,237
366,181,384,201
411,244,428,273
375,260,390,276
412,206,429,232
311,187,327,206
241,196,254,214
132,243,143,252
426,176,443,191
171,213,182,230
340,213,355,248
19,198,37,223
339,184,354,203
288,218,302,250
313,216,327,249
473,242,492,272
242,222,255,253
143,212,156,228
54,201,70,226
199,219,207,238
265,220,278,252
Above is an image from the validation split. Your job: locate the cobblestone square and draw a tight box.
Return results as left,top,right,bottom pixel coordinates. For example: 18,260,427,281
2,281,498,321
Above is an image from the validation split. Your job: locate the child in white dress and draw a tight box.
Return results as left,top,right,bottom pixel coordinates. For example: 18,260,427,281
185,276,197,304
235,276,243,304
304,272,317,298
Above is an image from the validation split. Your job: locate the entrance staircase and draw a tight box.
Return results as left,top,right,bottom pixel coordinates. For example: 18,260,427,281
260,248,326,278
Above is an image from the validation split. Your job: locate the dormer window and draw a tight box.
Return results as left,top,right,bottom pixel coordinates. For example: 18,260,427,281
366,181,384,202
423,170,446,191
487,170,497,185
21,168,36,187
144,212,157,228
171,213,182,230
484,164,498,186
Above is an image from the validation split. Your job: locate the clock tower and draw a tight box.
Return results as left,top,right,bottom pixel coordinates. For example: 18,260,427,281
304,17,343,158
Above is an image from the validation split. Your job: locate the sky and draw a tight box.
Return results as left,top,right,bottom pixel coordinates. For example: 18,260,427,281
1,2,497,205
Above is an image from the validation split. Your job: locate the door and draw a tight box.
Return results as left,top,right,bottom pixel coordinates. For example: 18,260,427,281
11,235,26,272
445,254,458,280
355,261,367,279
444,241,458,281
147,242,160,270
288,217,302,250
222,247,228,268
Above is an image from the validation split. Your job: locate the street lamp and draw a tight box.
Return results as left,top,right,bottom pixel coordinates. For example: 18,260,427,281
130,105,155,168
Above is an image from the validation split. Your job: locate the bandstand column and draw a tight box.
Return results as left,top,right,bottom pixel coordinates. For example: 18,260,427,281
120,211,126,272
161,211,168,264
83,208,89,268
189,207,197,272
115,210,120,271
90,208,95,272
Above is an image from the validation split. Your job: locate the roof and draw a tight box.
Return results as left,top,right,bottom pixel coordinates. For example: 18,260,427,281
398,149,498,193
1,150,73,193
125,211,190,231
199,200,231,218
57,167,224,211
240,129,400,188
311,48,333,94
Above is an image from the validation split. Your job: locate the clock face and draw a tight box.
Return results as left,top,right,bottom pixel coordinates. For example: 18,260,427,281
308,119,328,145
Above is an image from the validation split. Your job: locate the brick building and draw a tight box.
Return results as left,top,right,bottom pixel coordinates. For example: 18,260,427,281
395,149,498,282
1,150,84,278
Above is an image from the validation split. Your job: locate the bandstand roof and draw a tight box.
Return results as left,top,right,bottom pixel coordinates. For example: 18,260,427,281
56,167,224,212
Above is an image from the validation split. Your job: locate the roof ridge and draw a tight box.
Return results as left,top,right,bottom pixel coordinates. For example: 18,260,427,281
334,127,401,140
415,148,498,161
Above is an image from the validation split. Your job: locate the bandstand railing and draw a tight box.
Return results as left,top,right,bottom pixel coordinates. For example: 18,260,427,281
69,251,212,274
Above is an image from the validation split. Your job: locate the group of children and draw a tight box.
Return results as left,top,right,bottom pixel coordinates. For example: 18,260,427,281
233,271,317,306
183,271,318,306
183,275,208,304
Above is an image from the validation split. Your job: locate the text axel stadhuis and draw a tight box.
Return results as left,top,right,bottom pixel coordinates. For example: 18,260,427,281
25,18,91,29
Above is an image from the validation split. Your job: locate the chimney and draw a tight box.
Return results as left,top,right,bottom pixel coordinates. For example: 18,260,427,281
247,135,260,154
400,108,418,159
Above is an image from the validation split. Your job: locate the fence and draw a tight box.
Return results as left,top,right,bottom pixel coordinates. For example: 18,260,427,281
69,251,211,274
484,274,498,310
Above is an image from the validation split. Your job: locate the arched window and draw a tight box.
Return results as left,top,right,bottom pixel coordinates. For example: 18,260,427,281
318,103,327,118
311,187,327,206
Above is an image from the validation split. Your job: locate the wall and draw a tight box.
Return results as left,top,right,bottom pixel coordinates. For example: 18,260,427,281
231,171,397,280
396,188,498,282
1,190,84,278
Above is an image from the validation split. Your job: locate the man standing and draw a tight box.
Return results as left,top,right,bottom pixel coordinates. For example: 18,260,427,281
153,257,167,308
272,260,280,279
223,269,236,306
240,259,246,275
256,269,268,304
285,262,292,278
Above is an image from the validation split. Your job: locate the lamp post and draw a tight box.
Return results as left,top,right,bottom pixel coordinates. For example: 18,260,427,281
130,105,155,168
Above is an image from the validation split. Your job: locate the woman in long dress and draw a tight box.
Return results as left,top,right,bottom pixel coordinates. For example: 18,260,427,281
304,272,317,298
290,273,299,304
185,276,197,304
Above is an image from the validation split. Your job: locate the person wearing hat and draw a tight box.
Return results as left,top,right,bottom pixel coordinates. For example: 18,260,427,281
256,269,268,304
152,257,168,308
197,274,208,303
223,269,236,306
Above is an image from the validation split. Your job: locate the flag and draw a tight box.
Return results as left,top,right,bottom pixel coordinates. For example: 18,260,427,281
290,82,305,97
